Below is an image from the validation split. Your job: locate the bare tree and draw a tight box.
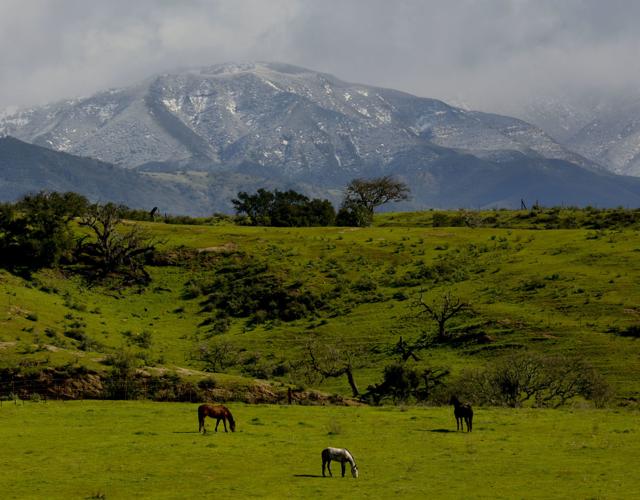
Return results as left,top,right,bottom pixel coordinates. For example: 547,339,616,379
393,335,428,362
306,342,361,397
414,291,469,341
364,363,449,404
194,340,237,373
79,203,157,276
456,353,610,408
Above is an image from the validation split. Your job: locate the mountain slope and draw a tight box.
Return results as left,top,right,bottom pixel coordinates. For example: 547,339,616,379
0,62,590,170
514,92,640,177
0,136,209,214
1,62,639,210
566,96,640,177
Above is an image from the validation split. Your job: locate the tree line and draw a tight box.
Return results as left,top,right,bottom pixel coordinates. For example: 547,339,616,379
0,175,408,274
232,175,409,227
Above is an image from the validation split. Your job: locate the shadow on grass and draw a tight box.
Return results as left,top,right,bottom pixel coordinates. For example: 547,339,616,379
293,474,325,478
417,428,456,433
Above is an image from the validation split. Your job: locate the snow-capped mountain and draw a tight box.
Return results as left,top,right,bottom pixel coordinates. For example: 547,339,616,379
566,96,640,177
514,92,640,177
0,62,591,172
3,62,640,211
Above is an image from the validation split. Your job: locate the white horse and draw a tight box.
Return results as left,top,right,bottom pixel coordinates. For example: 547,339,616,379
321,447,358,478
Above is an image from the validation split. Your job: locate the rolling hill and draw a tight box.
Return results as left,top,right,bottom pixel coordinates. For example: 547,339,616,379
1,210,639,405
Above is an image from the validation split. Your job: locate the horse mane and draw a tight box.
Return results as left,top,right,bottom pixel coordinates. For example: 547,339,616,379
225,408,235,425
344,448,356,466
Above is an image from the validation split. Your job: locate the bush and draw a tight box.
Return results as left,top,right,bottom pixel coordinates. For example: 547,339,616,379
232,189,335,227
122,330,153,349
197,256,325,324
197,377,217,390
608,325,640,338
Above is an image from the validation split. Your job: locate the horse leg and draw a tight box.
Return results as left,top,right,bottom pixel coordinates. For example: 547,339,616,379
341,461,346,477
215,417,220,432
327,460,333,477
322,459,327,477
222,417,228,432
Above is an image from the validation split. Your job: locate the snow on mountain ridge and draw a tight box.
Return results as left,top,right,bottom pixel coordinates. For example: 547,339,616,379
0,62,590,174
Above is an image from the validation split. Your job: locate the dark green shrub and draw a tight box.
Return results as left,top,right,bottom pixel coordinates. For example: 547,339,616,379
198,257,325,323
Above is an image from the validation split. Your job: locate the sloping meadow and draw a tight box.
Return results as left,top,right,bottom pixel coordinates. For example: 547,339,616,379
1,209,640,405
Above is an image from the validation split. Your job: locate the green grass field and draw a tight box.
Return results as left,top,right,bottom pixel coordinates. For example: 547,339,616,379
2,209,640,498
1,401,638,499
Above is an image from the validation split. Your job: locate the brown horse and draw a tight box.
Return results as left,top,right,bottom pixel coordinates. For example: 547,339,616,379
450,395,473,432
198,404,236,434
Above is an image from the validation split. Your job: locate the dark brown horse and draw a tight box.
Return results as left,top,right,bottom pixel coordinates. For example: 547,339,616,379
450,395,473,432
198,404,236,434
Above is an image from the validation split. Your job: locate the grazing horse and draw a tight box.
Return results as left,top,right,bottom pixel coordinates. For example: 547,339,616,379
450,395,473,432
321,447,358,478
198,404,236,434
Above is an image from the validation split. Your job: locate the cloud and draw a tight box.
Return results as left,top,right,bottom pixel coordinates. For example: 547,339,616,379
0,0,299,107
1,0,639,113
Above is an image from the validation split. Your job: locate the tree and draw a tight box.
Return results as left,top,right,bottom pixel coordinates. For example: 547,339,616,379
78,202,157,280
364,363,449,404
335,200,373,227
459,353,610,408
392,335,431,362
306,342,362,397
414,291,469,341
232,189,275,225
232,188,335,227
338,176,409,226
194,340,237,373
0,191,88,270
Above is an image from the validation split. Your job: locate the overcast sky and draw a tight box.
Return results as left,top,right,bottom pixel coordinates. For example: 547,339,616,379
1,0,639,113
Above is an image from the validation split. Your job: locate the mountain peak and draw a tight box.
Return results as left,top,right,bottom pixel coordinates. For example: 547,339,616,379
3,62,633,212
0,62,583,170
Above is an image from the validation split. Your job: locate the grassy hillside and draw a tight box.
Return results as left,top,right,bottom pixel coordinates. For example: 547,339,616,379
1,208,640,404
1,401,638,499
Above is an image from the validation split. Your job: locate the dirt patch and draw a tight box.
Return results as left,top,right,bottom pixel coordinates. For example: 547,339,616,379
7,305,31,318
197,243,238,253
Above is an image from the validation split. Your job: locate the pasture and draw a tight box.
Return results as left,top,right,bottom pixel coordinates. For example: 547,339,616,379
1,401,638,499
